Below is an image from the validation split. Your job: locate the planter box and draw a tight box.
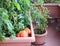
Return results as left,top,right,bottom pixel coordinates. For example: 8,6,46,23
44,4,60,18
34,3,60,18
0,23,35,46
44,4,60,24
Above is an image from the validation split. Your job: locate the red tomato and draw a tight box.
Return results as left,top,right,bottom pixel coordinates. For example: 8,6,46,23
17,31,28,37
24,27,31,35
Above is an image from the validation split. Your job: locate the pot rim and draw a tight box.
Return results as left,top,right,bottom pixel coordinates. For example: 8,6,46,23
35,29,47,37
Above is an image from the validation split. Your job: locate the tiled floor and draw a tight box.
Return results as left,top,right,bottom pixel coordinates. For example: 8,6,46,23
31,23,60,46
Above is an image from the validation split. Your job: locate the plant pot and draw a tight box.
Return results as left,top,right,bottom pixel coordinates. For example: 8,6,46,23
0,23,35,46
34,3,60,18
44,3,60,18
33,30,47,45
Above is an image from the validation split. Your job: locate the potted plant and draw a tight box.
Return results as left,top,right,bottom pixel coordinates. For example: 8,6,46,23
0,0,35,46
31,0,49,45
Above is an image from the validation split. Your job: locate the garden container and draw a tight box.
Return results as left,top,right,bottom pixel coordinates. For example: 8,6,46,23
0,23,35,46
44,4,60,18
35,4,60,18
44,4,60,24
33,30,47,45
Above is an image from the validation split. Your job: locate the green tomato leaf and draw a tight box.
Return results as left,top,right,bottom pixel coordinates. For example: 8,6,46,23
14,2,21,10
7,22,14,29
18,22,25,30
6,20,14,34
0,19,3,27
38,0,44,4
0,36,6,42
2,13,9,21
2,9,9,22
10,35,16,39
25,0,30,7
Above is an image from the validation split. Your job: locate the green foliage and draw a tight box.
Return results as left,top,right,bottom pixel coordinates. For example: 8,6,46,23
0,0,31,41
31,0,49,33
31,0,44,4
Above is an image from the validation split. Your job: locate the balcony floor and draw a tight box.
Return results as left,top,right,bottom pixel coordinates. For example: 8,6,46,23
31,23,60,46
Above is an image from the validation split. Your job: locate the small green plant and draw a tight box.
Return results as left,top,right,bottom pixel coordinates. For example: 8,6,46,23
31,0,49,34
0,0,32,41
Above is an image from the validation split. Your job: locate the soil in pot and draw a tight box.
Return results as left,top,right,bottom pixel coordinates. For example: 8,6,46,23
34,29,45,34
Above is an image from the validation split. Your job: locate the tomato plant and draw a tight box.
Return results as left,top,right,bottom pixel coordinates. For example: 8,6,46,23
0,0,32,41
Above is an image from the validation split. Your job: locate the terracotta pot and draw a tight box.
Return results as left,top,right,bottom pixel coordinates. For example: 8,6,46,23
44,4,60,18
33,30,47,45
33,3,60,18
0,23,35,46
